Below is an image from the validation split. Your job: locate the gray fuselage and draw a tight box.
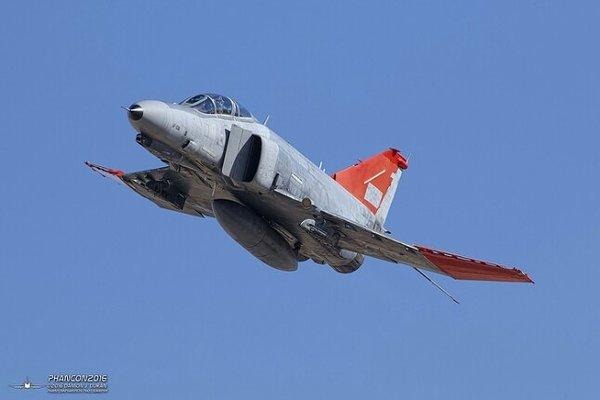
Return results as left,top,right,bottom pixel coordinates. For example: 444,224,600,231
127,98,376,270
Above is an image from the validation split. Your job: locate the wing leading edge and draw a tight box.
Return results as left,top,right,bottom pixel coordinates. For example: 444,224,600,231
321,210,531,282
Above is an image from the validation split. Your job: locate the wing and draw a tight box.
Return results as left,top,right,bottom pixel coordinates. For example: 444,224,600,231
85,161,214,217
272,189,533,283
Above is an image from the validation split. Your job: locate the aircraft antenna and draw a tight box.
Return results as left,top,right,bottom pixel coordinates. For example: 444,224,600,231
412,267,460,304
263,114,270,126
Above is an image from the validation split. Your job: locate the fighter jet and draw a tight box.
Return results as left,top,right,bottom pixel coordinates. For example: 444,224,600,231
87,93,532,300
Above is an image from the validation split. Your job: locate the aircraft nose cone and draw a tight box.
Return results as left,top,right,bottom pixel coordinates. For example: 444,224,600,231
128,104,143,121
127,100,170,135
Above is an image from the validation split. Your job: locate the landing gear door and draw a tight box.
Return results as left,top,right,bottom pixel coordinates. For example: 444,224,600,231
221,125,262,183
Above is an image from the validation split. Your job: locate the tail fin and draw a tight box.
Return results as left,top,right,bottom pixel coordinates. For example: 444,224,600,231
332,148,408,227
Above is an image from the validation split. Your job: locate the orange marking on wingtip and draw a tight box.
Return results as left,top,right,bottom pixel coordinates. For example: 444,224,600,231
416,245,533,283
85,161,125,178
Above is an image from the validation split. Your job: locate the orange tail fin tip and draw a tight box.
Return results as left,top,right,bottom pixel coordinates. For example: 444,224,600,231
332,148,408,215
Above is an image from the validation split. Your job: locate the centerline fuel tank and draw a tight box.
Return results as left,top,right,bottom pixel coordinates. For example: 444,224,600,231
212,199,298,271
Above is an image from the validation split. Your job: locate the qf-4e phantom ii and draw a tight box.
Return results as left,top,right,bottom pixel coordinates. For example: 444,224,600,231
87,93,532,301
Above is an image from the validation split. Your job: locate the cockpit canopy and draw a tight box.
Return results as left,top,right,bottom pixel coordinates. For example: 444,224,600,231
180,93,254,118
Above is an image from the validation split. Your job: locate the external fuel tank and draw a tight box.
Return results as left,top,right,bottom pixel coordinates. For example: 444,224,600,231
212,199,298,271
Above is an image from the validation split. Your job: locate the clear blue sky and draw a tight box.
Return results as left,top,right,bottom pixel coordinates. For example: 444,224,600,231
1,1,598,398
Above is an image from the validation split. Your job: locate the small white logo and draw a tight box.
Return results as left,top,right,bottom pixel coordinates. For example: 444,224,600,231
9,377,45,390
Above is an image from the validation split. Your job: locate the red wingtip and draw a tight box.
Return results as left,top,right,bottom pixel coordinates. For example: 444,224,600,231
416,245,533,283
85,161,125,178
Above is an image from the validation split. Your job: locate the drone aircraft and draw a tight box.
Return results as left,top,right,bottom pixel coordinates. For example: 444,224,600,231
87,93,532,301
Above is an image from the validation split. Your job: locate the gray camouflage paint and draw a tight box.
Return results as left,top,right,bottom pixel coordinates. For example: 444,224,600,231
124,97,396,270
